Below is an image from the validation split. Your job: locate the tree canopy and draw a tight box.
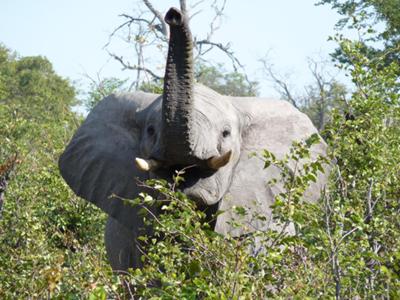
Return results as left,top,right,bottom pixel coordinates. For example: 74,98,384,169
0,45,111,298
318,0,400,68
84,63,258,111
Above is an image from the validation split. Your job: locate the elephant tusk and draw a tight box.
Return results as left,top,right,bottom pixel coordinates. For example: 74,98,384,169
135,158,161,172
207,150,232,170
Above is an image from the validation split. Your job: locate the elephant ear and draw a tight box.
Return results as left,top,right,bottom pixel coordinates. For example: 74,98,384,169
215,98,329,236
59,92,158,229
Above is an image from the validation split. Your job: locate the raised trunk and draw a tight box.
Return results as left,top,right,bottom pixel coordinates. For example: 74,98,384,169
161,7,194,163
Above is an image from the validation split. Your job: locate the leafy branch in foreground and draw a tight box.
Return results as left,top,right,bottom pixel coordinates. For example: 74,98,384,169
321,38,400,299
89,38,400,300
87,134,327,299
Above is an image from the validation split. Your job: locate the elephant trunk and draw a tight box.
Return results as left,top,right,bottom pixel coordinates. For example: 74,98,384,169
161,7,194,163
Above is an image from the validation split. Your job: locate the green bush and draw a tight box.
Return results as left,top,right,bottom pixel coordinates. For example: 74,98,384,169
0,45,115,299
88,39,400,299
1,25,399,299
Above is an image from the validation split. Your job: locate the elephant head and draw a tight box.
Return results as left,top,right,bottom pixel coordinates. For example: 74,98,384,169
59,8,327,270
136,8,240,209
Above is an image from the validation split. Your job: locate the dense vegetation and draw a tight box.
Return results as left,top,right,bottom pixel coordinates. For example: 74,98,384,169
0,46,114,298
1,0,399,298
92,38,400,299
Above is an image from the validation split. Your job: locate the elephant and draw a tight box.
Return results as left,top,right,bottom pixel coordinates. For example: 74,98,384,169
59,7,327,271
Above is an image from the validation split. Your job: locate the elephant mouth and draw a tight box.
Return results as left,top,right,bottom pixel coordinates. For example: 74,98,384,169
135,150,232,173
135,151,233,205
154,163,216,185
152,163,219,205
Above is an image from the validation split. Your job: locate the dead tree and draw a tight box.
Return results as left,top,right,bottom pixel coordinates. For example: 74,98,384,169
260,56,347,131
104,0,251,89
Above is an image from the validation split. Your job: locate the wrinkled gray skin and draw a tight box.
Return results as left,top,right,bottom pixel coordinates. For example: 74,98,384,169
59,8,327,271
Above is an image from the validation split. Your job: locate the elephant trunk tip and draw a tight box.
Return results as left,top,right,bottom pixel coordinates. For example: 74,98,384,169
165,7,183,26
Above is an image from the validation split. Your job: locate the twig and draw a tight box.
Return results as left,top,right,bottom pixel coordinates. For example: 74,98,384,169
143,0,167,37
196,40,242,70
108,52,163,81
180,0,188,15
260,58,300,109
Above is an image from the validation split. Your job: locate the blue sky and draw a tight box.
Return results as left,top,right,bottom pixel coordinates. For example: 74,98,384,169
1,0,342,97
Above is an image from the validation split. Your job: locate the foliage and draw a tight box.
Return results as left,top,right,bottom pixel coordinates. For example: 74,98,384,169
139,80,164,94
195,64,258,97
2,1,400,298
320,39,400,297
84,63,258,113
317,0,400,41
86,134,324,299
0,45,115,298
116,135,328,299
317,0,400,69
301,79,347,131
272,39,400,298
89,36,400,299
84,77,127,110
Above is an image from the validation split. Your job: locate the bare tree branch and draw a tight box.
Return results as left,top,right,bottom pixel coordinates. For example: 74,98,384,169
104,14,164,50
261,55,348,130
143,0,168,37
196,40,242,70
260,57,300,109
180,0,188,15
188,0,206,21
83,71,108,98
108,52,163,81
308,58,329,130
190,0,206,10
105,0,251,91
207,0,227,40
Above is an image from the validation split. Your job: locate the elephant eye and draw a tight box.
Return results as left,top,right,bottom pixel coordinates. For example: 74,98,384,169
222,129,231,138
147,125,155,136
